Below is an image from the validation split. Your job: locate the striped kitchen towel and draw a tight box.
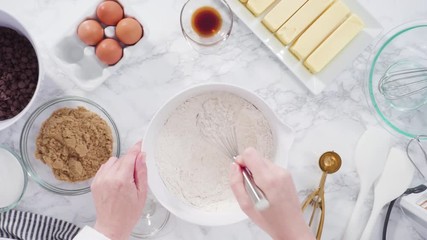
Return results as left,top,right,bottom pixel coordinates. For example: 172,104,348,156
0,210,80,240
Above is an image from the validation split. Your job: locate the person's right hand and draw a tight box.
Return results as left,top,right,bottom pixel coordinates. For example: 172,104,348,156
230,148,315,240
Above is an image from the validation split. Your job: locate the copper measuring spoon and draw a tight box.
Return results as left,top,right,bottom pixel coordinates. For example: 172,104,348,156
301,151,342,240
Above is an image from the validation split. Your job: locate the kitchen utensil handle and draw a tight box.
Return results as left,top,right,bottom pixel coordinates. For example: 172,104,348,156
242,167,270,211
342,188,370,240
359,207,380,240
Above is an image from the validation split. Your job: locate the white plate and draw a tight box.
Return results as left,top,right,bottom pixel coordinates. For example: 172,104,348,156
144,83,294,226
227,0,383,94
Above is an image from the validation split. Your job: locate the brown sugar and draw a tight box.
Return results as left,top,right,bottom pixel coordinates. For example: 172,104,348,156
35,107,113,182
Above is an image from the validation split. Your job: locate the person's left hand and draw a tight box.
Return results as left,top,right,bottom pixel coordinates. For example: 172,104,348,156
91,142,147,240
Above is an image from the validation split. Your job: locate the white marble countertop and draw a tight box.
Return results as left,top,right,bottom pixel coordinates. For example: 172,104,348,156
1,0,426,239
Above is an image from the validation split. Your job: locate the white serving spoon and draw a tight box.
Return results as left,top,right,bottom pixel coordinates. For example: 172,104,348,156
360,147,414,240
342,127,392,240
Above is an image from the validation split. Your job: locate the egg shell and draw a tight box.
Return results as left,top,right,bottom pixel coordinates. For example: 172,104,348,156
77,19,104,45
97,1,124,26
116,17,144,45
95,38,123,65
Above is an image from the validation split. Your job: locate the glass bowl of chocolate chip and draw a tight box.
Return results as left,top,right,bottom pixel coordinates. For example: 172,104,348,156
20,96,121,195
0,10,42,130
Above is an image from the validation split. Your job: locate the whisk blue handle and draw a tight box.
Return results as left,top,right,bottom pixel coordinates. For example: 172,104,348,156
242,167,270,211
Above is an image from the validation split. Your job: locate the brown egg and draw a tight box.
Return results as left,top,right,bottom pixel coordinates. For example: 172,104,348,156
116,18,143,45
96,38,123,65
97,1,124,26
77,20,104,45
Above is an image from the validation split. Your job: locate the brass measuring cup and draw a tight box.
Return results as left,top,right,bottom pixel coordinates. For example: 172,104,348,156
301,151,342,240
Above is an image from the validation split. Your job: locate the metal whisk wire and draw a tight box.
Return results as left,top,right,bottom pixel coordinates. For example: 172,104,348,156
379,67,427,100
196,114,236,158
221,125,239,159
406,135,427,179
196,113,270,211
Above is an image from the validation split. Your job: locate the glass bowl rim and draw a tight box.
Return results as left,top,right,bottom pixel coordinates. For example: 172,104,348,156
19,96,121,196
0,145,28,213
366,20,427,140
180,0,234,47
130,210,171,238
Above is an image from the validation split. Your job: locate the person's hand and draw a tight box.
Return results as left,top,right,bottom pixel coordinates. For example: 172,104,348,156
230,148,315,240
91,142,147,240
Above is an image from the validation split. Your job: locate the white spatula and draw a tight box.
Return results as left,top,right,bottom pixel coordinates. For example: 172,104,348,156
342,127,392,240
360,147,414,240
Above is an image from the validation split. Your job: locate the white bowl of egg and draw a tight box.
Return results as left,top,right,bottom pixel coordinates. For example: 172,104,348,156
144,83,295,226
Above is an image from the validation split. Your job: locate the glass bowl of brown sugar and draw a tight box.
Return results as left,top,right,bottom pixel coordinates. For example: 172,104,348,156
20,96,120,195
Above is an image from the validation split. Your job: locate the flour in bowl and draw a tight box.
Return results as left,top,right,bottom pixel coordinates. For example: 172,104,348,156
155,92,274,212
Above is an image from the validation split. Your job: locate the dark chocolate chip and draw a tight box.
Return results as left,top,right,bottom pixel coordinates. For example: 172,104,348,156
0,27,39,121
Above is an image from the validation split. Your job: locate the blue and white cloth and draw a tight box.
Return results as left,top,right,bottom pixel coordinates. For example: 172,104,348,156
0,210,80,240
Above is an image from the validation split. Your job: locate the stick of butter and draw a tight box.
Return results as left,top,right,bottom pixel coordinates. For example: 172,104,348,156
262,0,307,32
275,0,334,45
304,14,364,73
290,1,350,60
246,0,276,16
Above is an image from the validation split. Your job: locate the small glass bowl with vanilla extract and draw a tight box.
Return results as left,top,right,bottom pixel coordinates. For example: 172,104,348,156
180,0,233,53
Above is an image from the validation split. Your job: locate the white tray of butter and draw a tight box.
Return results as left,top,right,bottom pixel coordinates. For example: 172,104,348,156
227,0,383,94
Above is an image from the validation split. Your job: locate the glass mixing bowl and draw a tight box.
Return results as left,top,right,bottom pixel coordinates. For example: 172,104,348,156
20,96,120,195
0,145,28,213
367,20,427,139
180,0,233,54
